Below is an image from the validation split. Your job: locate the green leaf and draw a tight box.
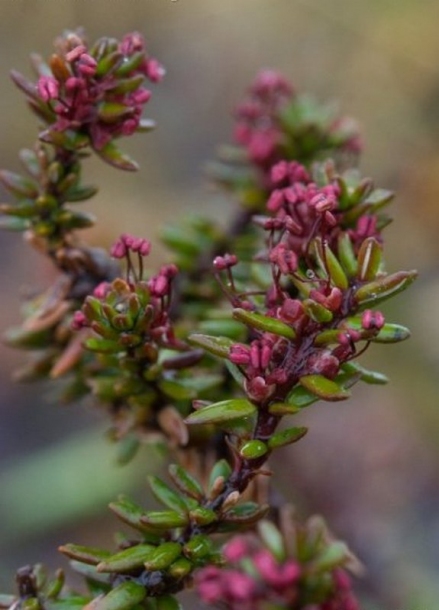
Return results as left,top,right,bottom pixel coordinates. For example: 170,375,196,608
239,440,268,459
116,435,141,466
95,141,139,171
312,542,349,573
354,270,417,307
143,542,183,571
345,316,411,343
148,475,189,513
313,238,348,289
167,557,193,579
98,102,133,123
188,333,234,358
208,459,232,492
232,308,296,339
109,496,150,533
4,326,53,349
97,544,155,573
84,337,121,354
0,200,38,218
183,534,213,560
168,464,204,500
46,597,92,610
140,511,188,529
337,233,357,278
0,169,38,198
303,299,333,323
156,595,183,610
285,385,319,409
258,521,285,562
341,361,388,385
158,378,196,400
356,237,383,281
94,582,146,610
220,502,269,528
299,375,350,401
268,401,302,416
58,544,111,566
198,319,245,340
189,507,217,526
185,398,257,426
64,184,99,202
268,427,308,449
0,216,29,231
363,187,394,209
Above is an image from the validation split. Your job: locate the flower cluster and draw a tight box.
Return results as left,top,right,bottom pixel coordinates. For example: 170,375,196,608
211,70,362,212
26,31,164,152
234,69,294,171
196,518,360,610
263,160,383,257
0,32,417,610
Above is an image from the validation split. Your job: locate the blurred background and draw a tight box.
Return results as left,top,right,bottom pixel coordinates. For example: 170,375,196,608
0,1,439,608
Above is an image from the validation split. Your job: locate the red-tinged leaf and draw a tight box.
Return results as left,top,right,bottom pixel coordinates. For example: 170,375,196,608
188,333,234,359
58,544,111,566
354,270,417,307
0,170,38,198
98,102,134,123
94,141,139,171
233,308,296,340
299,375,350,401
185,398,256,426
356,237,383,281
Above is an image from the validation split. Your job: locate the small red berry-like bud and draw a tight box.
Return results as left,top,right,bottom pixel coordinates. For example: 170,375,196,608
145,58,166,82
93,282,111,299
267,189,285,212
229,344,250,365
213,253,238,270
310,192,335,213
71,310,87,330
361,309,385,330
110,238,127,258
270,161,289,184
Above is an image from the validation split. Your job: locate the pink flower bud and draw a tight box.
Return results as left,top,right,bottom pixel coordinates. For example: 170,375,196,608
110,238,127,258
146,58,166,82
71,310,87,330
213,253,238,270
270,161,289,184
229,344,250,365
93,282,111,299
66,45,87,63
223,536,249,562
37,76,59,102
361,309,385,330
